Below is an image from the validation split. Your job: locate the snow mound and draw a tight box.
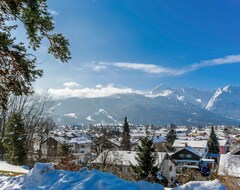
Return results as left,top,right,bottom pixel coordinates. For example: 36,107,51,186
0,163,164,190
173,179,227,190
0,161,29,174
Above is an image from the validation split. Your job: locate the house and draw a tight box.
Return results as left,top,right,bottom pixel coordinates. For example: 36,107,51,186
172,140,208,158
41,136,66,161
41,134,92,162
68,135,92,162
152,136,167,150
92,150,176,186
170,146,203,169
218,139,230,154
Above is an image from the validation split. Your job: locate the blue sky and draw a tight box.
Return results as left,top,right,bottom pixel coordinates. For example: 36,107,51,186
28,0,240,97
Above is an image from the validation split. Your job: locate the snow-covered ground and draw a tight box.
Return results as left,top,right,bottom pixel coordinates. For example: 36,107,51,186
0,162,227,190
0,161,29,174
173,180,227,190
0,163,164,190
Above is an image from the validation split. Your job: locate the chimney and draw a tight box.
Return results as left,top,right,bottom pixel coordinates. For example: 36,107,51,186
185,142,188,147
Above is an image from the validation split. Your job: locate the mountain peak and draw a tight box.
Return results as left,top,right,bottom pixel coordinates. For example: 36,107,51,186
151,84,173,95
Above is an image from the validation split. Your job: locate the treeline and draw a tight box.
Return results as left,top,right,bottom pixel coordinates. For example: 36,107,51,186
0,93,56,165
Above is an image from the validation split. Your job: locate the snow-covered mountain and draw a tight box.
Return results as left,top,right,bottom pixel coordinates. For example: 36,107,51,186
206,85,240,120
49,84,240,125
86,109,119,124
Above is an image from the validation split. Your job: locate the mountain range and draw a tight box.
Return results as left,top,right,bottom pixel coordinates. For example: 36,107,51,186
50,84,240,126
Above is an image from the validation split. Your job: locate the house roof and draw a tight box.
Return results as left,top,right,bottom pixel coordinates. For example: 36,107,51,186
230,147,240,155
218,139,228,147
218,154,240,178
172,140,208,149
152,136,166,144
68,136,92,145
92,151,167,167
172,146,203,158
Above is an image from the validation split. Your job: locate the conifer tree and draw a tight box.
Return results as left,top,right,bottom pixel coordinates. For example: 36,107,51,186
56,143,80,171
3,112,27,165
166,128,177,145
59,143,72,157
121,117,131,150
208,126,219,154
132,136,159,182
0,0,71,109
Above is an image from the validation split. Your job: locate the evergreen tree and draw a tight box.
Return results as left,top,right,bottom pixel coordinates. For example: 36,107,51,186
56,143,80,171
166,128,177,145
3,112,27,165
0,0,70,109
59,143,72,157
121,117,131,150
208,126,219,154
132,136,159,182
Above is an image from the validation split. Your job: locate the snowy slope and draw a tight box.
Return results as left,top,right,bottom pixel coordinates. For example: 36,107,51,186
173,179,227,190
0,161,29,174
0,163,164,190
206,85,240,120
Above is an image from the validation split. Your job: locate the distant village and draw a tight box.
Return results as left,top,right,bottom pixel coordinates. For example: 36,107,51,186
35,121,240,188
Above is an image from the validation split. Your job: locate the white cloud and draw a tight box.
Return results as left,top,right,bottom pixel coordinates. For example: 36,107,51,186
93,54,240,75
49,9,58,16
96,84,102,88
63,82,80,88
112,62,178,74
189,54,240,70
88,62,107,72
48,84,143,99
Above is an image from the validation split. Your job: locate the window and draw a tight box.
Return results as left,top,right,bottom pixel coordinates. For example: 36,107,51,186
179,154,184,158
186,154,192,159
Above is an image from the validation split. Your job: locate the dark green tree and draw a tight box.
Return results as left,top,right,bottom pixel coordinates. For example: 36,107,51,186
166,128,177,145
208,126,219,154
3,112,27,165
0,0,71,109
121,117,131,150
132,136,159,182
59,143,72,157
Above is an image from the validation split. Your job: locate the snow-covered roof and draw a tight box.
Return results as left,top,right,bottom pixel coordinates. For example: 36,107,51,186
92,151,167,167
51,136,68,143
152,136,166,144
218,139,228,147
185,146,203,157
173,140,208,149
108,138,121,147
68,136,92,145
230,147,240,155
218,154,240,178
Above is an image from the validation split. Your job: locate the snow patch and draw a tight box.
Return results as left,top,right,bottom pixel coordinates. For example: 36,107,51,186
0,161,29,174
177,95,185,101
196,99,202,103
173,179,226,190
206,88,223,110
64,113,77,119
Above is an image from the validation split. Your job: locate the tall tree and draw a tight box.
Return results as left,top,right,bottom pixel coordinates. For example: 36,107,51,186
0,0,71,109
132,136,159,182
166,128,177,145
2,112,27,165
208,126,219,154
121,117,131,150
